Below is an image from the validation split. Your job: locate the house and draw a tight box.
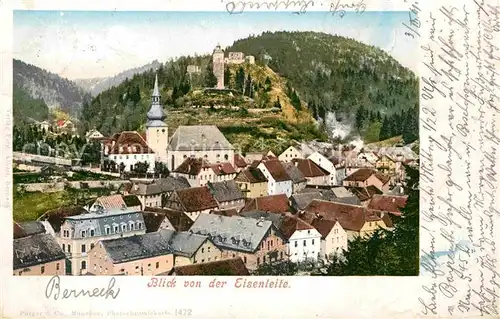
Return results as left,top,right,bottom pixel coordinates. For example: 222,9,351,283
257,160,293,197
310,218,348,260
56,207,146,275
244,151,276,163
278,143,316,162
308,151,338,185
367,194,408,216
375,154,397,176
282,162,307,193
357,150,379,165
55,119,77,133
206,180,245,211
301,200,392,241
105,131,156,173
343,168,391,193
234,167,268,198
240,194,291,215
122,195,142,211
13,233,66,276
160,229,223,266
190,214,288,271
168,257,250,276
291,188,361,211
167,125,235,172
85,129,104,140
329,156,347,185
172,157,237,187
241,211,321,263
87,194,128,212
122,176,190,209
163,186,218,221
234,154,248,172
345,185,384,206
292,158,330,186
87,231,174,276
142,207,194,232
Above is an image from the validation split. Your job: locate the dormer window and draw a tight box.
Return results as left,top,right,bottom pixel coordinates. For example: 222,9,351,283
90,229,95,236
81,230,86,238
105,226,110,235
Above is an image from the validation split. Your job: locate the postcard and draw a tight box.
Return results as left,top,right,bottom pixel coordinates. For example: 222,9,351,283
1,0,499,318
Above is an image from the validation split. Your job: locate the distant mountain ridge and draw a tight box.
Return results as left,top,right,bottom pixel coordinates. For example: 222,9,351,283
74,60,162,96
13,59,91,118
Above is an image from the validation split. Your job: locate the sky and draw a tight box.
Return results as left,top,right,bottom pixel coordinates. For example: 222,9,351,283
13,11,418,80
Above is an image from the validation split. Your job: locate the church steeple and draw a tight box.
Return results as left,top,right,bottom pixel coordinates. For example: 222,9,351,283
146,73,166,127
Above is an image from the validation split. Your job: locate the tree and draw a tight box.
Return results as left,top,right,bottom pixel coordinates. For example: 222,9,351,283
235,67,245,92
325,165,419,276
253,260,298,275
264,76,272,92
204,61,218,88
154,161,169,177
355,105,366,132
402,104,419,144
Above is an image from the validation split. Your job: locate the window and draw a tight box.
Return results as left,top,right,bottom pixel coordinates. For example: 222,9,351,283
294,241,298,247
224,154,229,160
257,257,260,265
263,255,266,263
202,259,205,263
312,239,315,245
208,247,211,253
148,263,152,270
67,245,71,253
90,229,95,236
81,261,87,270
243,256,247,263
308,230,310,235
62,243,65,251
81,231,86,237
90,243,95,250
121,224,126,232
41,266,45,274
56,263,60,271
201,248,204,253
303,240,306,247
113,226,118,233
105,227,110,235
232,253,236,258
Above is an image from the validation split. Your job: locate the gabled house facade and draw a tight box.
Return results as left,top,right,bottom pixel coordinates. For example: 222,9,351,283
257,160,293,197
234,167,268,198
163,186,218,221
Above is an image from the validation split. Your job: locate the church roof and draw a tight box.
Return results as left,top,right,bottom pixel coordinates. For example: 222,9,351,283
168,125,234,152
146,74,166,127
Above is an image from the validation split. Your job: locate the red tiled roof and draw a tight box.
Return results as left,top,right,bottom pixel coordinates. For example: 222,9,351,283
56,119,66,127
279,215,315,239
302,200,382,232
96,195,127,210
345,185,383,202
175,186,218,212
344,168,378,182
210,163,236,176
310,218,337,239
367,195,408,216
241,194,290,214
261,160,291,182
234,154,248,168
109,131,154,154
169,257,250,276
234,167,267,183
173,157,210,175
293,159,329,177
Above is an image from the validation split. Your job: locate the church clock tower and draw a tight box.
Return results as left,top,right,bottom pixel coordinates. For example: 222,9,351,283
146,74,169,164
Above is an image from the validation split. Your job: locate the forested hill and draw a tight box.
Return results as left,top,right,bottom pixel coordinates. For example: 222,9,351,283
13,59,91,117
227,31,418,118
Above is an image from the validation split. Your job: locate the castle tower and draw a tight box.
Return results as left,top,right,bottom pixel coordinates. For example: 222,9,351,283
146,74,169,163
212,44,225,89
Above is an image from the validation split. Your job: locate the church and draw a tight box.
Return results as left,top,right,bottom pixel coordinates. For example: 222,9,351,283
106,74,235,173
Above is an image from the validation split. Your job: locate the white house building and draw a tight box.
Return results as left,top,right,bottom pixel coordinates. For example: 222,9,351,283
257,160,293,197
308,151,338,186
106,131,156,173
310,218,348,260
284,217,322,263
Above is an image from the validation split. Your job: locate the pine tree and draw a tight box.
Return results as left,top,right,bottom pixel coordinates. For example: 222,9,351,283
235,67,245,92
355,105,366,132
